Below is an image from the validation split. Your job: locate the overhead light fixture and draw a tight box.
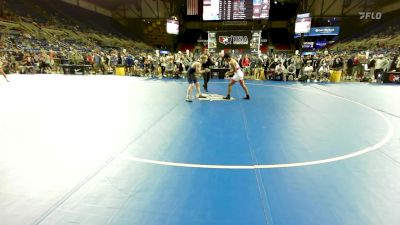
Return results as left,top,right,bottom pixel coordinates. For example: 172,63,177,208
274,1,277,4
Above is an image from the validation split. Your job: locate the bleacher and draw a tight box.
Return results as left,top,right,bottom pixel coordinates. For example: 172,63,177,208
332,9,400,51
4,0,129,38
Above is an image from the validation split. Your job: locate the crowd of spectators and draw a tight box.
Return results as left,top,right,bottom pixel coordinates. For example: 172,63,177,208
2,34,399,83
1,1,399,83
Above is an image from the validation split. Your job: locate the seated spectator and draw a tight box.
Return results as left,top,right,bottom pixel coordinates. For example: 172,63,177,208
286,63,296,81
318,63,330,82
39,50,51,74
301,63,313,82
21,53,36,74
274,62,285,81
175,56,185,79
165,56,175,78
331,56,344,71
396,57,400,72
14,49,24,73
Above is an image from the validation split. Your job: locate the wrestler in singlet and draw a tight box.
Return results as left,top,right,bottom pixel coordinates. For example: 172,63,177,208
223,53,250,100
187,65,198,84
231,61,244,82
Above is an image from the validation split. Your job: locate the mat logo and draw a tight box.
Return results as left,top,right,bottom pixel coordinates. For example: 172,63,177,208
218,35,249,45
359,12,382,20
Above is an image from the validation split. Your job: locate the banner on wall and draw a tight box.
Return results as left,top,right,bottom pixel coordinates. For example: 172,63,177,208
208,32,217,53
315,40,328,48
216,31,252,50
302,42,314,48
295,26,340,38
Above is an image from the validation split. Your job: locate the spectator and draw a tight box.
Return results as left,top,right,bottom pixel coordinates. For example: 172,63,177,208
346,56,354,80
367,55,376,80
240,54,251,77
125,54,134,75
286,63,296,81
93,51,102,74
318,63,330,82
274,62,285,81
165,56,175,78
252,54,264,80
160,55,166,77
331,55,344,70
374,54,389,81
294,55,303,78
0,53,10,82
302,62,313,82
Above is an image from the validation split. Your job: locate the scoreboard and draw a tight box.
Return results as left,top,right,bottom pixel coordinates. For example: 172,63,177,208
203,0,270,21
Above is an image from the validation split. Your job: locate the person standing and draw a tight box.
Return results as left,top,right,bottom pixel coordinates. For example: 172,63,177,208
252,54,264,80
223,53,250,100
240,54,251,78
294,55,303,79
346,55,354,80
160,55,166,77
0,55,10,82
185,55,209,102
202,49,213,92
374,54,388,81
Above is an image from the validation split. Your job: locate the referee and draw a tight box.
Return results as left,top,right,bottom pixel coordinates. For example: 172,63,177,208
202,49,214,92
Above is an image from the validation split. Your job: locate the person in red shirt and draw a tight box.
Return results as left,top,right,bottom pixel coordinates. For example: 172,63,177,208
240,54,251,77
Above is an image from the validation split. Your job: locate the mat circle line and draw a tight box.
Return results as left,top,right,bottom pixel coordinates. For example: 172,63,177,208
120,82,394,169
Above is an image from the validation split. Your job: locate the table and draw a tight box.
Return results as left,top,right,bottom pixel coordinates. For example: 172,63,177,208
62,65,92,75
210,68,229,79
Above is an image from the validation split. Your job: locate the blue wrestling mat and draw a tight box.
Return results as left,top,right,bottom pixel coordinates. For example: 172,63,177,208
0,75,399,225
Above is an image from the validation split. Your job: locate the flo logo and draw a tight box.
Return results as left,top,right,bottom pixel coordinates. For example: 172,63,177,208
218,35,249,45
359,12,382,20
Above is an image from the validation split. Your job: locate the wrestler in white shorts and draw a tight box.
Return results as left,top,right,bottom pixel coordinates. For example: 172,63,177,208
231,69,244,81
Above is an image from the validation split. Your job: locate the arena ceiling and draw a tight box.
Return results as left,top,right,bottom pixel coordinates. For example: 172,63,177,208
83,0,146,10
64,0,399,20
83,0,180,13
303,0,399,17
59,0,400,47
